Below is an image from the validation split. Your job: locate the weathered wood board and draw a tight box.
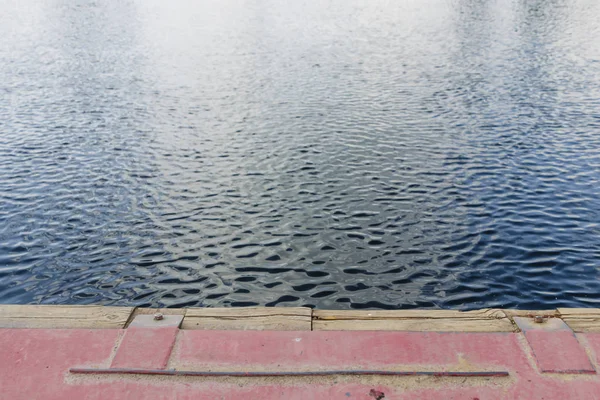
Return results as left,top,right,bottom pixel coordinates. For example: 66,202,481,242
182,307,312,330
313,309,516,332
0,305,134,329
559,308,600,332
2,305,599,332
502,309,559,318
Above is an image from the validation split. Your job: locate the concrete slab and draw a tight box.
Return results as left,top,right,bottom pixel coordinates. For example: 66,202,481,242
175,330,521,369
110,314,183,369
514,316,595,374
3,327,600,399
3,307,600,399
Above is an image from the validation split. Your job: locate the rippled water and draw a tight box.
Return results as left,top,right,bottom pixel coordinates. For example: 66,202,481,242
2,0,600,309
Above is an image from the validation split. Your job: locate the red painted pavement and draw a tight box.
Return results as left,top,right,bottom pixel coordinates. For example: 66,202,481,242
3,327,600,399
523,330,595,374
111,327,179,370
177,330,521,368
513,316,595,374
582,333,600,365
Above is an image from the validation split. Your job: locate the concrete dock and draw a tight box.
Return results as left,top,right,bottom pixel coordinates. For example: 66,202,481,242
2,305,600,399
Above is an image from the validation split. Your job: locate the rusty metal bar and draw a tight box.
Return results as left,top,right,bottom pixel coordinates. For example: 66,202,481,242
70,367,509,377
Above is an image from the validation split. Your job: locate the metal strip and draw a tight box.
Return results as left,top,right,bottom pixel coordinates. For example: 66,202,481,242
70,368,509,377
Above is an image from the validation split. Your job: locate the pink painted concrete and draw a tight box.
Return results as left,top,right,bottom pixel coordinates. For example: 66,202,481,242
177,330,522,369
111,327,179,370
523,329,595,373
3,328,600,399
583,333,600,365
513,316,595,374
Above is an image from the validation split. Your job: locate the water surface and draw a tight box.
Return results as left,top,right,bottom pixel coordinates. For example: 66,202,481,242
2,0,600,309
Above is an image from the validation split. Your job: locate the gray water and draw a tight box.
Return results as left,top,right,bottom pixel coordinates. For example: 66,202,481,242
2,0,600,309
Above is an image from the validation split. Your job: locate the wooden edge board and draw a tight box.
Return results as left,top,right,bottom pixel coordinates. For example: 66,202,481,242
0,306,599,332
181,315,312,331
183,307,312,331
0,305,134,329
312,318,516,332
312,309,515,332
558,308,600,316
125,307,188,328
557,308,600,332
313,308,508,320
562,319,600,333
185,306,312,317
502,309,559,318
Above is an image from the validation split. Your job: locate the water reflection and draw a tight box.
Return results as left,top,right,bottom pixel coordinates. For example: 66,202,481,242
1,0,600,309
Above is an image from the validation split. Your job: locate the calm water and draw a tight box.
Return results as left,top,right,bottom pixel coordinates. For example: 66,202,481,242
2,0,600,309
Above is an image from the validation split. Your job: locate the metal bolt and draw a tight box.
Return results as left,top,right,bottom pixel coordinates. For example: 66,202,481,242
154,313,164,321
534,315,544,324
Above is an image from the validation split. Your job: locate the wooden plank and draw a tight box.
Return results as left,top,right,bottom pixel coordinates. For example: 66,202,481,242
314,318,515,332
182,307,312,331
503,309,559,318
125,308,187,328
562,319,600,333
133,307,187,316
4,306,594,332
0,305,134,329
312,309,515,332
558,308,600,316
314,309,507,320
558,308,600,332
